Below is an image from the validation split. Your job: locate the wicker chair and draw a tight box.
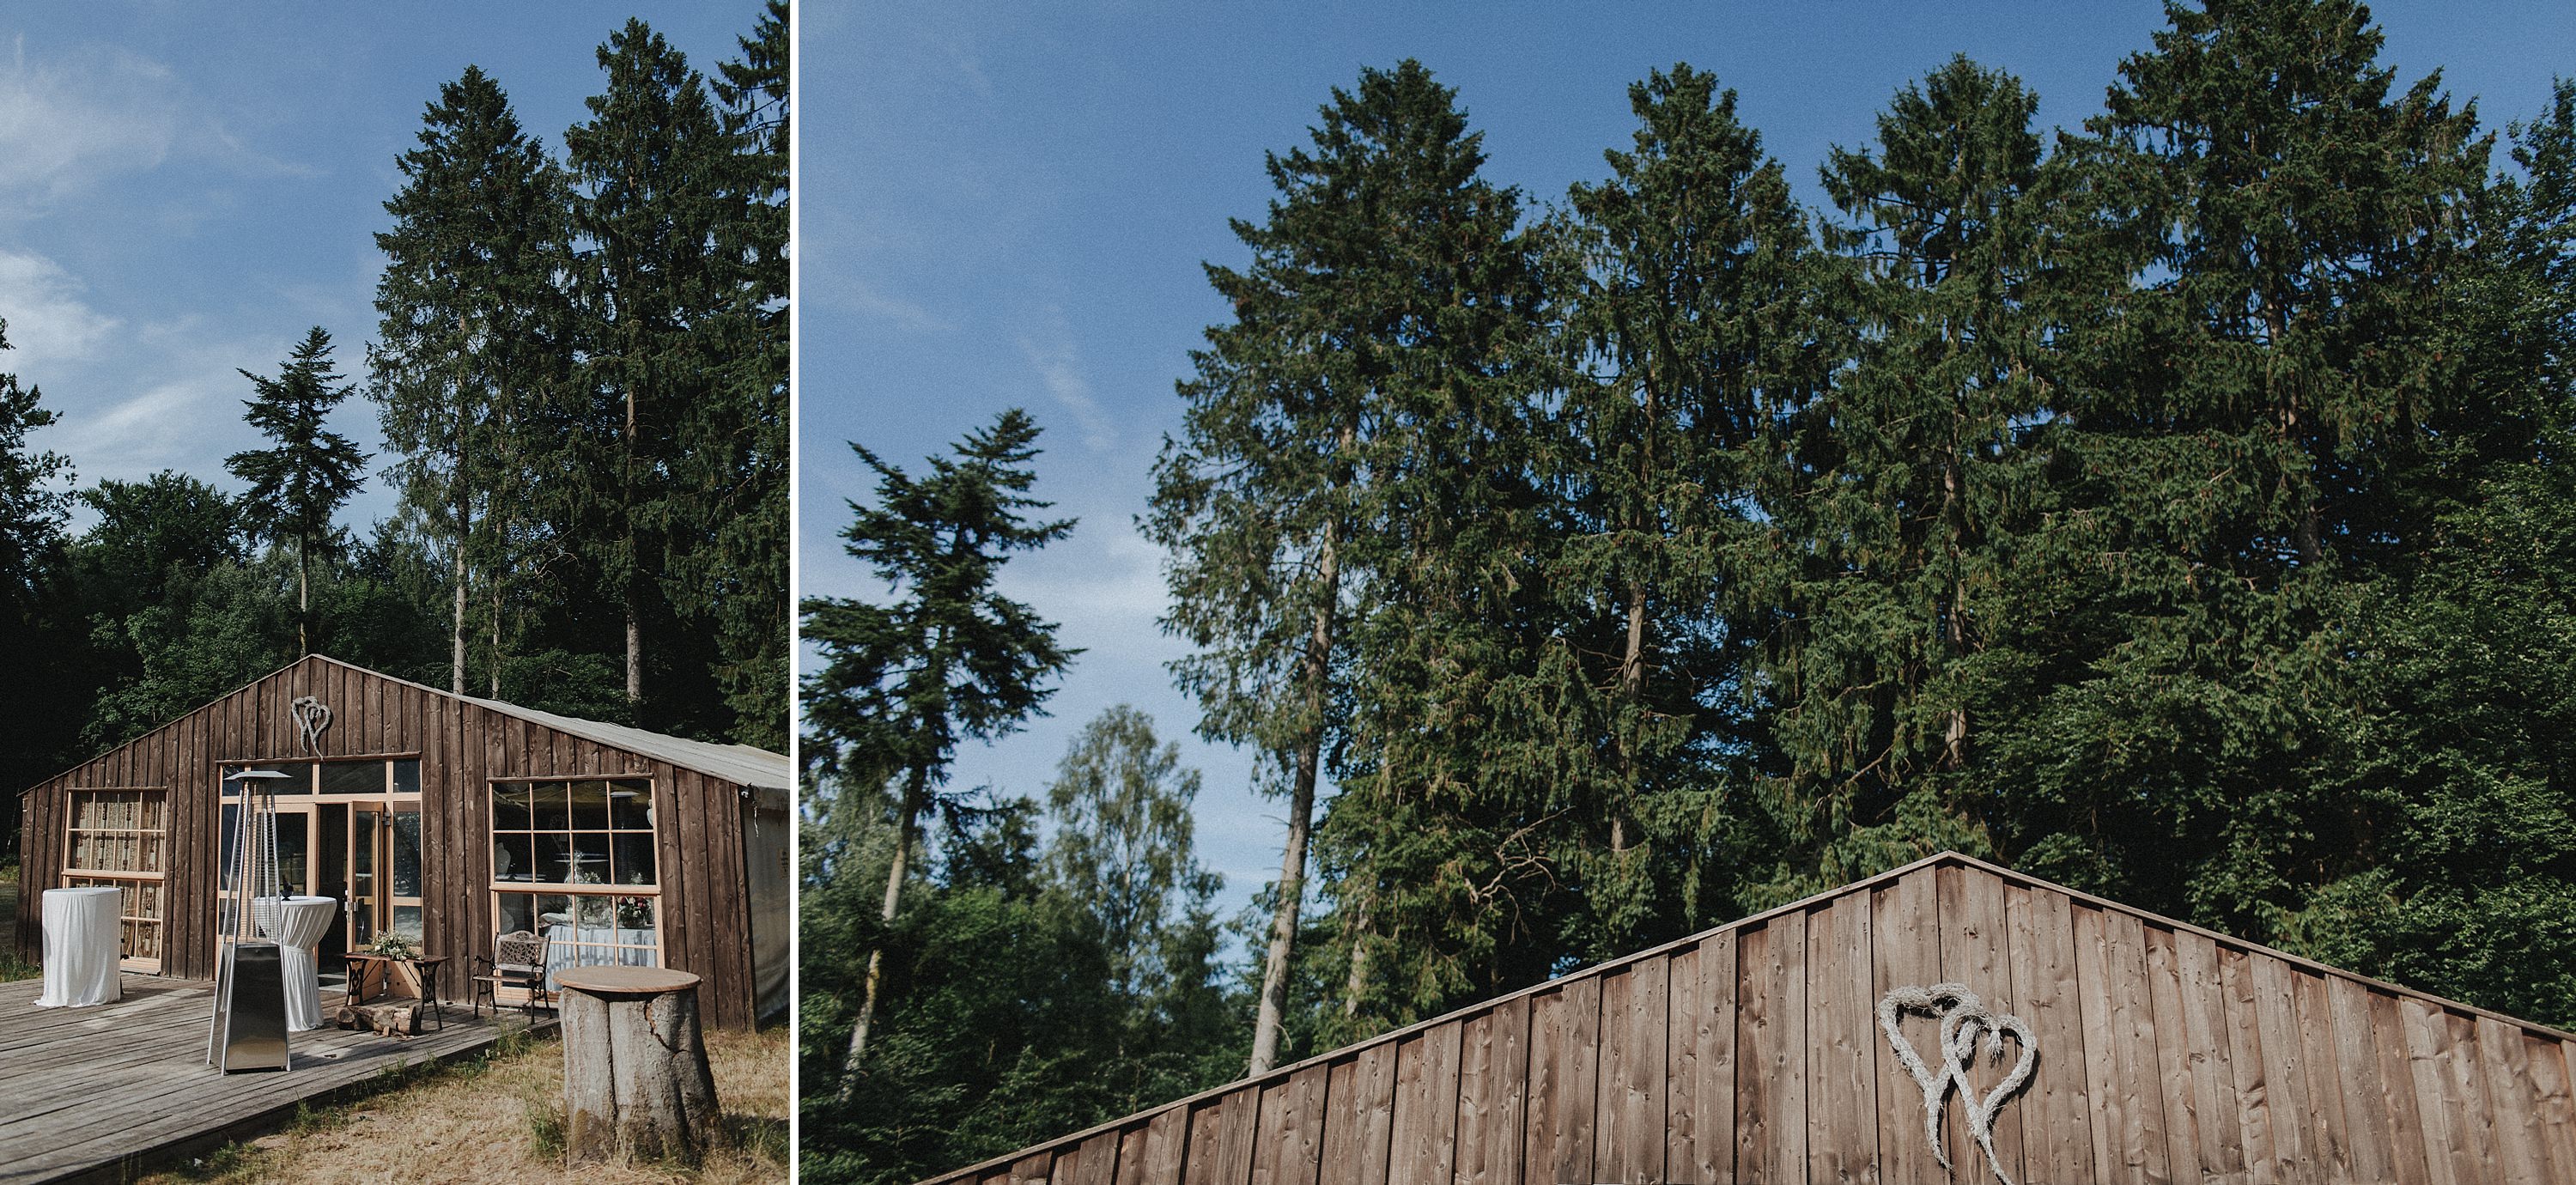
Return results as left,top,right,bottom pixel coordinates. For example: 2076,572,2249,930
471,929,553,1018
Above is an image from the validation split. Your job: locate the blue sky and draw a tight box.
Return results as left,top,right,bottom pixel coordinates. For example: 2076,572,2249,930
0,3,769,533
816,1,2576,930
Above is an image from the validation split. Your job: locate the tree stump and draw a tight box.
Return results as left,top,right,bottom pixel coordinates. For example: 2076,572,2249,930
556,967,720,1165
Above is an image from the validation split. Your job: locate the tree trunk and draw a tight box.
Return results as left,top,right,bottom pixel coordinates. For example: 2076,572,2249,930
491,584,504,699
625,386,645,707
562,977,720,1166
627,607,643,706
450,501,468,696
1249,514,1340,1077
836,769,922,1102
296,540,311,657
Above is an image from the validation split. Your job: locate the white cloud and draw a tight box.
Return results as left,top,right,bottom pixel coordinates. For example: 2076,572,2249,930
0,34,313,222
0,247,118,374
847,281,945,335
1018,308,1116,452
0,36,184,215
27,311,290,491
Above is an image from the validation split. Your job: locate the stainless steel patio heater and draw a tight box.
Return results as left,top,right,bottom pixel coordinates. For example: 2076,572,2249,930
207,767,291,1071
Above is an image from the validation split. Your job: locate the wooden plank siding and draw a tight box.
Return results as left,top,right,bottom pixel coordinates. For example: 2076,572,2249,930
918,852,2576,1185
11,654,773,1029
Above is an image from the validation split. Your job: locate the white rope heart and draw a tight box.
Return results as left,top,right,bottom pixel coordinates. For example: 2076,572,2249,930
291,696,332,756
1878,982,2037,1185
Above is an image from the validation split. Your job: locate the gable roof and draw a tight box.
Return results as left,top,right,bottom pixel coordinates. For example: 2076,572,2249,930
916,849,2576,1184
305,655,792,793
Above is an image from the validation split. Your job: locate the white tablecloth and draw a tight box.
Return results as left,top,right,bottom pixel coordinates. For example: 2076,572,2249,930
272,896,337,1031
36,887,122,1008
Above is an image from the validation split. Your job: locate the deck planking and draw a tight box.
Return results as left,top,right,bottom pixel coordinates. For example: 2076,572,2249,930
0,972,553,1184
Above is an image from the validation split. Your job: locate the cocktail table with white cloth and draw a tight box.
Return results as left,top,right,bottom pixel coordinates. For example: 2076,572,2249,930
36,885,123,1007
270,895,338,1031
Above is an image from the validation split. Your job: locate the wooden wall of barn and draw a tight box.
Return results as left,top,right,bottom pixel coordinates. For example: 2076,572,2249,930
13,655,763,1029
923,854,2576,1185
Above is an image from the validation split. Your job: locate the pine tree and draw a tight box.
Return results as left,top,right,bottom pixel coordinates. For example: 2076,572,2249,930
565,19,732,720
804,408,1078,1100
227,327,369,656
370,64,575,696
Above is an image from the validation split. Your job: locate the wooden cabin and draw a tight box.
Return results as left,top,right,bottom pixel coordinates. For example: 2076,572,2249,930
924,851,2576,1184
11,654,790,1030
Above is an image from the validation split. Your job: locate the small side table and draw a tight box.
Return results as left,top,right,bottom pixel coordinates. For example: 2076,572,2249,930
343,953,449,1031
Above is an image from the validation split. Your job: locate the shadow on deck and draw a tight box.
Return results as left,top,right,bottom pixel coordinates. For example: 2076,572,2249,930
0,972,556,1184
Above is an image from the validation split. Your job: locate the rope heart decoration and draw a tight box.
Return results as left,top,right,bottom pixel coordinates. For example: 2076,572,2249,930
290,696,333,756
1878,982,2038,1185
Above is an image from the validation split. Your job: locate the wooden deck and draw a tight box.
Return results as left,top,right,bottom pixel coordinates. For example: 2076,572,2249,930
0,972,556,1184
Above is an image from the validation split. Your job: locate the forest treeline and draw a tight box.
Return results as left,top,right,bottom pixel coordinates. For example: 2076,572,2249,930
807,2,2576,1181
0,3,789,854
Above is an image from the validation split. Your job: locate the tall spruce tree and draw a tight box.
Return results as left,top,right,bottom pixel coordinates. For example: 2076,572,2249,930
371,65,575,696
227,327,369,656
1744,57,2054,899
682,0,792,749
804,408,1078,1100
1146,60,1552,1067
1998,0,2493,923
1540,64,1820,954
565,19,731,720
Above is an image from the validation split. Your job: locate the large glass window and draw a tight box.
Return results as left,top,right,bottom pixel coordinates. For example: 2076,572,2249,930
490,778,659,987
65,789,167,969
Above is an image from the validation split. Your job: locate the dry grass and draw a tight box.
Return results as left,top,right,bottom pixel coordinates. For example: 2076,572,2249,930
146,1023,789,1184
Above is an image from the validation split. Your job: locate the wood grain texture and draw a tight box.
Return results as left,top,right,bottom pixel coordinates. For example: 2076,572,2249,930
2006,885,2095,1185
1135,1107,1188,1185
2139,927,2199,1179
1072,1129,1122,1185
2398,997,2463,1185
2218,953,2273,1184
1455,1000,1526,1185
2099,908,2172,1182
1937,862,2020,1185
2325,975,2396,1182
2291,968,2351,1178
2167,927,2242,1179
1805,888,1875,1185
2526,1035,2576,1182
1525,976,1600,1185
1249,1065,1324,1185
1668,929,1736,1185
1592,961,1667,1183
1388,1023,1460,1185
2476,1013,2550,1182
1873,868,1944,1185
2366,988,2432,1185
1737,910,1807,1184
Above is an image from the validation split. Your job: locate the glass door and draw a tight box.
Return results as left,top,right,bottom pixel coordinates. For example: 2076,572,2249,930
386,802,423,945
349,803,380,947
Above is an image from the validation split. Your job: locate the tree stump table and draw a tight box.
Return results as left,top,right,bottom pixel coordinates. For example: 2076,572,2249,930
556,966,721,1165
